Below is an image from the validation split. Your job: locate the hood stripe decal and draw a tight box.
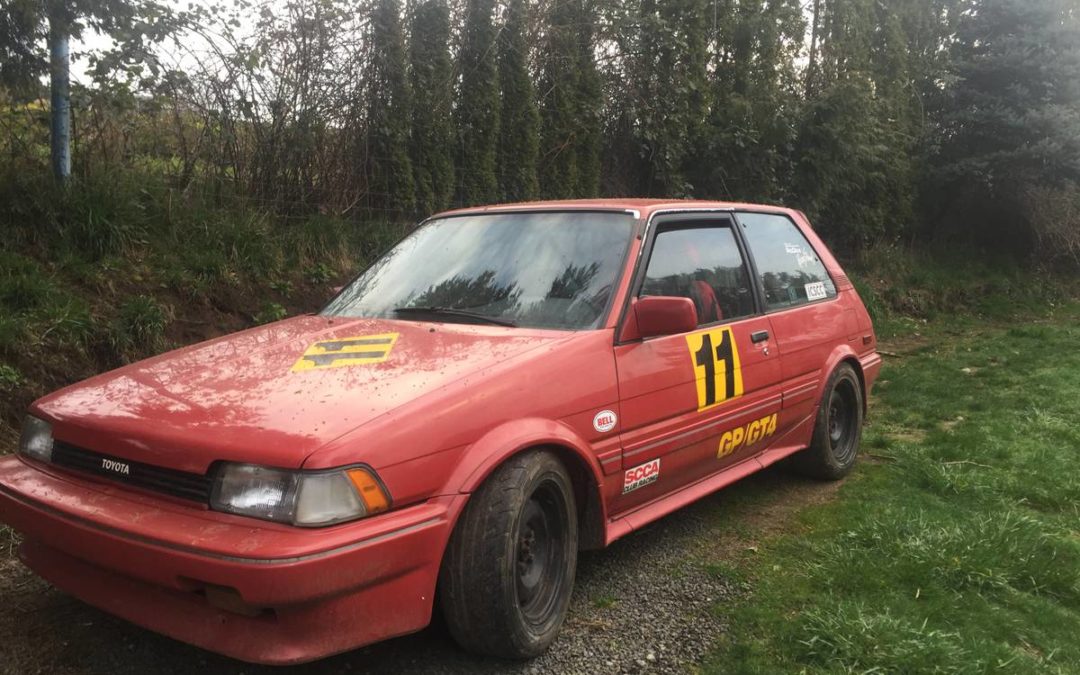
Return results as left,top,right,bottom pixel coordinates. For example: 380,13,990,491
292,332,400,371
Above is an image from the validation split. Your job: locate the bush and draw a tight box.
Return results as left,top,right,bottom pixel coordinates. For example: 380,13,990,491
849,243,1075,325
1025,183,1080,267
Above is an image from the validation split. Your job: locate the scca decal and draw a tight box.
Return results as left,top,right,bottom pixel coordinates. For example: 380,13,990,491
623,458,660,494
686,327,744,412
292,333,399,372
717,413,778,459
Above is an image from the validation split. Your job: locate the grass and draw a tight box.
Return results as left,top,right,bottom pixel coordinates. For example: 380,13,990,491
847,243,1078,339
593,594,619,609
0,165,409,429
704,304,1080,673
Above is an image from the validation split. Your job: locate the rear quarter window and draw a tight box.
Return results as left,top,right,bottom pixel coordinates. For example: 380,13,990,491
737,212,837,311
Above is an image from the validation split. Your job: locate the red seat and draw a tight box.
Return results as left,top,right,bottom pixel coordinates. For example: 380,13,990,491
690,280,722,324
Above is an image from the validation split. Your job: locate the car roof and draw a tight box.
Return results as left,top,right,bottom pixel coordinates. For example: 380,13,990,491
432,198,802,221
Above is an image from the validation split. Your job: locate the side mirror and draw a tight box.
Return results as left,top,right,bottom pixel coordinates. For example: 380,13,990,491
619,296,699,342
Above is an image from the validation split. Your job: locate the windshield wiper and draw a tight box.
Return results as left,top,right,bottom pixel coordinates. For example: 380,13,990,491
392,306,518,327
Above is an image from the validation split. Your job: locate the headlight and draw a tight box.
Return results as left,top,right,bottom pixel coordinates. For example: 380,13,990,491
210,463,391,527
18,416,54,463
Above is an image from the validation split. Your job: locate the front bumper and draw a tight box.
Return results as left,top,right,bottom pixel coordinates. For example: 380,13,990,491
0,455,465,664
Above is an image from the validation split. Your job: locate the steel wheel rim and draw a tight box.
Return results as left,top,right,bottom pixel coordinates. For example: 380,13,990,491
827,379,859,464
515,479,568,626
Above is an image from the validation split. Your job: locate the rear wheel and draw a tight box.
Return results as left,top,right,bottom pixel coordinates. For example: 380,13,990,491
439,450,577,658
790,363,864,480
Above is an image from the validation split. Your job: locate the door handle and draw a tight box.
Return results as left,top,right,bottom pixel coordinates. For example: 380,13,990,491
751,330,770,344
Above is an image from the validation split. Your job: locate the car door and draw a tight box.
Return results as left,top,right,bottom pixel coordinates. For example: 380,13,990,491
613,214,783,510
733,211,856,449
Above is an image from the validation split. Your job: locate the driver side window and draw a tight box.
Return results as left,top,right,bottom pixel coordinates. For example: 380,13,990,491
641,223,755,326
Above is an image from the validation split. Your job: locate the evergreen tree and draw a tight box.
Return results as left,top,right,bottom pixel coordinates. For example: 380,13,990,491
698,0,804,201
497,0,540,202
624,0,709,197
409,0,455,214
455,0,500,206
931,0,1080,249
537,0,602,199
537,0,579,199
572,4,603,197
793,0,913,248
366,0,415,214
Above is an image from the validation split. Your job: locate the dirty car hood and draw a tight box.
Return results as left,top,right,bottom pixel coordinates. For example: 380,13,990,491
33,315,568,474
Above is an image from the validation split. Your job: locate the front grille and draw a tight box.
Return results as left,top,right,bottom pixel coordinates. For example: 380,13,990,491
51,441,213,503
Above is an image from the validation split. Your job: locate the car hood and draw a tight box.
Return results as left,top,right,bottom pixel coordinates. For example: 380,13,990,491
33,315,571,474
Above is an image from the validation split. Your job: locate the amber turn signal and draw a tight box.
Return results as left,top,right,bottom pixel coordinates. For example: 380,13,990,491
346,468,391,514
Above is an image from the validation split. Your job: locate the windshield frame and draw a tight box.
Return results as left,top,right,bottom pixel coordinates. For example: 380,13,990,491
319,207,642,331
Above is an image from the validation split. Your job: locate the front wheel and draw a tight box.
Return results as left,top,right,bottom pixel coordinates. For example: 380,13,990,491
790,363,864,480
439,450,578,658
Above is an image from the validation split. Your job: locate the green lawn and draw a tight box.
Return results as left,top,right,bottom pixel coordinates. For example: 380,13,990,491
706,305,1080,673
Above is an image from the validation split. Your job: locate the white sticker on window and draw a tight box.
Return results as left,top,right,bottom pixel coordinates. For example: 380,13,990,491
805,281,828,301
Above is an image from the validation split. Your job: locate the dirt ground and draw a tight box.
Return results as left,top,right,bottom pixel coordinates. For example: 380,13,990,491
0,466,840,675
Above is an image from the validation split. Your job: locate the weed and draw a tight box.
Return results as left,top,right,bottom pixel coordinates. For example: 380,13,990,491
304,262,335,284
0,524,19,558
592,595,618,609
269,279,294,297
35,297,94,346
0,364,21,390
254,302,288,325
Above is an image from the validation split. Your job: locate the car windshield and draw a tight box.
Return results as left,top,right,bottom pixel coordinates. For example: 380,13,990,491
322,211,635,330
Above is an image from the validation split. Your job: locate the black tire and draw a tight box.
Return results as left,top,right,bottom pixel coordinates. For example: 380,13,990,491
439,449,578,659
790,363,864,480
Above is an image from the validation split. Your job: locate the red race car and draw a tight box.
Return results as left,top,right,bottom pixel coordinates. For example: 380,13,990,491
0,200,880,664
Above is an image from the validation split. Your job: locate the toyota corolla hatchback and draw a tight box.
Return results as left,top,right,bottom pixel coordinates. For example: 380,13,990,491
0,200,880,664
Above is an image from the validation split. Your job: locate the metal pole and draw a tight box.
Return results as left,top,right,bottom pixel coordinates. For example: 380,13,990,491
49,16,71,182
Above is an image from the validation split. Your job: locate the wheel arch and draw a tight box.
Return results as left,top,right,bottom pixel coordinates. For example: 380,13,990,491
440,418,609,551
820,346,868,417
839,355,868,416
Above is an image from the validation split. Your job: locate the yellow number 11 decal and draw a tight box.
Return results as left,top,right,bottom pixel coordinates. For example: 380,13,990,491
686,327,744,411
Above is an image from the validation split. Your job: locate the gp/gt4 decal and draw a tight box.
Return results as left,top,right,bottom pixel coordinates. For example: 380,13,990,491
292,333,399,372
686,327,743,411
717,413,778,459
623,458,660,494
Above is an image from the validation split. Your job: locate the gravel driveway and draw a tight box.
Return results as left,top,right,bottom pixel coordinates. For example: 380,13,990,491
0,469,828,675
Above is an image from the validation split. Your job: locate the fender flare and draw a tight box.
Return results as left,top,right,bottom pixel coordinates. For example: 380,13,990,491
817,344,868,415
442,417,607,495
438,418,611,550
